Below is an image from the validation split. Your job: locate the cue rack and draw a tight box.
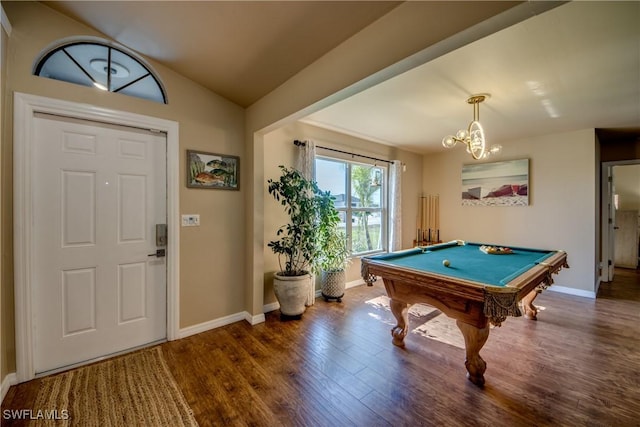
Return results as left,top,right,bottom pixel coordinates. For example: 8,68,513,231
416,194,440,246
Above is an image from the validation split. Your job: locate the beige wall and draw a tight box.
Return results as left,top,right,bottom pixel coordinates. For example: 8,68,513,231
262,122,423,304
423,129,597,294
1,2,245,376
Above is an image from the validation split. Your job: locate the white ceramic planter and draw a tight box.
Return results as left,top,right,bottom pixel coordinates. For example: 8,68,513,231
273,272,310,317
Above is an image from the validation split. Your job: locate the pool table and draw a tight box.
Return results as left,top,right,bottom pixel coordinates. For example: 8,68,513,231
361,240,569,386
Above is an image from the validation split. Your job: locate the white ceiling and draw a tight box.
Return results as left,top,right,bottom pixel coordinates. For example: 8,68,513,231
302,1,640,154
37,1,640,154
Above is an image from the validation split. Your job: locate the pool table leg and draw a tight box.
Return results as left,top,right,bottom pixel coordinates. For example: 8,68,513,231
521,289,541,320
456,320,490,386
389,298,409,347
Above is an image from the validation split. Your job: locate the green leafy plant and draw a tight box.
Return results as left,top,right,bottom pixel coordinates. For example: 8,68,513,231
267,165,336,276
315,224,351,273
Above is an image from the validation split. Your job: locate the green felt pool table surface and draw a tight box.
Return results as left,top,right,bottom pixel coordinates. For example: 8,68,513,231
368,241,556,287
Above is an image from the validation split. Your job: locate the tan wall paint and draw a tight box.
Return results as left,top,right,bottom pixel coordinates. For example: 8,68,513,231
423,129,597,293
263,122,423,304
1,2,245,376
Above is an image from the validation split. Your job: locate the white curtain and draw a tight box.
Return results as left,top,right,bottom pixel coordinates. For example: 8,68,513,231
296,139,315,180
296,140,317,305
389,160,402,252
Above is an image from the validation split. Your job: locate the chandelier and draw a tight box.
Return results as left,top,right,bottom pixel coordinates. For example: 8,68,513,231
442,94,502,160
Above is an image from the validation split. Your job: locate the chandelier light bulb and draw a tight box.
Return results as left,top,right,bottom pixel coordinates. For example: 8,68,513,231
442,136,456,148
456,129,469,140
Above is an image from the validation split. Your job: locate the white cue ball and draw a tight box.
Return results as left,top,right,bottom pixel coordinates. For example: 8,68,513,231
443,259,450,267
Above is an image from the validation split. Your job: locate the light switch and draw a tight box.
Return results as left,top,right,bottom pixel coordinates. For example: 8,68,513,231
181,214,200,227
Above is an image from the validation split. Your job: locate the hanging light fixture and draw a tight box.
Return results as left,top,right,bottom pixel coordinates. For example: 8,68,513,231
442,94,502,160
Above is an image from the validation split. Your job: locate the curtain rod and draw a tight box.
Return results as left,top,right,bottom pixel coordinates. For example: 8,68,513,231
294,139,392,164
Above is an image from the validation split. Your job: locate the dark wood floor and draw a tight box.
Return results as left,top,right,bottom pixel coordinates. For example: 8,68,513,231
3,268,639,426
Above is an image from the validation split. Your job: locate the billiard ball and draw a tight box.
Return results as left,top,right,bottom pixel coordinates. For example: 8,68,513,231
442,259,450,267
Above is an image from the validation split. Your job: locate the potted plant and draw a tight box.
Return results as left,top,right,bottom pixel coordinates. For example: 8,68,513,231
267,165,334,318
315,221,351,302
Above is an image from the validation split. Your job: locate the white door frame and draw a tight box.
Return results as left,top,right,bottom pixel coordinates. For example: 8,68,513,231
13,92,180,382
601,159,640,284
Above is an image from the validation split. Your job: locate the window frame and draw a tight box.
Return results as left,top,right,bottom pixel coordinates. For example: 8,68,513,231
315,155,388,257
33,37,167,104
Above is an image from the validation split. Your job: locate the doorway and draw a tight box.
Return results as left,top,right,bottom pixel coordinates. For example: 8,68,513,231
13,93,180,382
601,160,640,286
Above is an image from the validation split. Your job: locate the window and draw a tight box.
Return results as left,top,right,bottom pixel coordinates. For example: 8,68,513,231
34,39,167,104
315,157,387,256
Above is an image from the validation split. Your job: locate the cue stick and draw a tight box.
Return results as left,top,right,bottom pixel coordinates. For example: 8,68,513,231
430,195,434,233
422,196,427,238
416,196,422,245
435,195,439,238
426,196,431,242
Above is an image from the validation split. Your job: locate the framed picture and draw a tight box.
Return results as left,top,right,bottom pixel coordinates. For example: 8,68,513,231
187,150,239,190
461,159,529,206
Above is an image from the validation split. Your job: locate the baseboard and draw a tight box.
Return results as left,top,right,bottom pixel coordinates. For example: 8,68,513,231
346,279,366,289
177,311,249,339
548,285,596,299
1,372,17,404
245,312,266,325
263,301,279,314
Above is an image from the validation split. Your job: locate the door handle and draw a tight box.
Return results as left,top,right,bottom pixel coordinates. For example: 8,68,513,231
148,249,166,258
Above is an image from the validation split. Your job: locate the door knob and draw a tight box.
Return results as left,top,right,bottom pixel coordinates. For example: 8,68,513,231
148,249,166,258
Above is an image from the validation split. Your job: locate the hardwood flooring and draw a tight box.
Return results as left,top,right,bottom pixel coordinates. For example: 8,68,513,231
3,268,639,426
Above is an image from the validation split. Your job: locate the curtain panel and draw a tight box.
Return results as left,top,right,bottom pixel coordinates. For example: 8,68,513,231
296,140,317,306
389,160,402,252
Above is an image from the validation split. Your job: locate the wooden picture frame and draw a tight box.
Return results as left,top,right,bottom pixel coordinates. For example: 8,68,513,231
187,150,239,190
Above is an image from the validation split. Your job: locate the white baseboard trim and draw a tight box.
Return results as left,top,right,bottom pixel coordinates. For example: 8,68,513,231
177,311,249,339
246,312,266,325
1,372,17,404
178,301,283,337
548,285,596,299
263,301,279,314
346,279,366,289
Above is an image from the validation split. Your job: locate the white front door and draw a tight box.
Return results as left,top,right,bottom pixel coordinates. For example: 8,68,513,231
32,113,167,374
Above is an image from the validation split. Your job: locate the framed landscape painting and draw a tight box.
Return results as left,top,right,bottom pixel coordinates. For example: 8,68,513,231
187,150,239,190
461,159,529,206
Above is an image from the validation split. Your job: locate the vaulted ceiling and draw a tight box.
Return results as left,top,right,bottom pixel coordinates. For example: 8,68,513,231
38,1,640,153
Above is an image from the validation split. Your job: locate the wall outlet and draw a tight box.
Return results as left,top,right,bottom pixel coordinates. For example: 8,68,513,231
181,214,200,227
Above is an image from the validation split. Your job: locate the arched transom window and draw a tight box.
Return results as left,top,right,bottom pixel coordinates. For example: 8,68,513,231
34,39,167,104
